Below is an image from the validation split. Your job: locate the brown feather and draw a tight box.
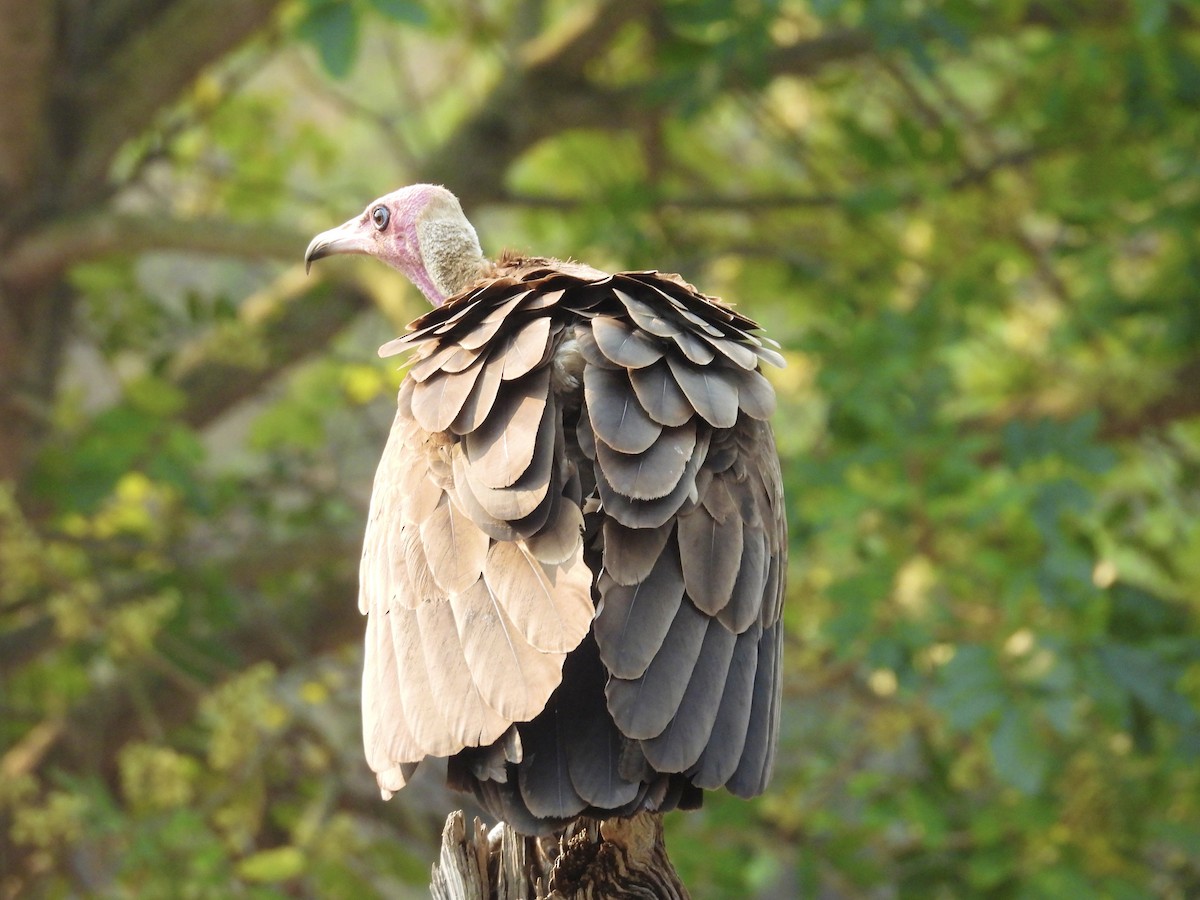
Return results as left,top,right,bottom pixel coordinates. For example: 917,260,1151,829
647,285,726,337
613,287,678,338
593,420,697,502
454,446,551,524
388,603,459,757
399,526,439,607
362,608,418,775
500,316,554,381
456,290,532,350
450,578,566,722
449,353,505,435
463,366,551,489
410,354,486,433
416,599,510,747
409,342,469,382
671,328,717,366
733,367,777,420
445,453,521,542
418,493,489,594
525,500,584,565
575,327,620,370
397,464,442,525
482,541,592,654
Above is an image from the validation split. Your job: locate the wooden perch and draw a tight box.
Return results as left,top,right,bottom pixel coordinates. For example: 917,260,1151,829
430,810,690,900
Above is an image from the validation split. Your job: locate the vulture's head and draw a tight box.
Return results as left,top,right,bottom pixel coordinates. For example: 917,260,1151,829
304,184,486,306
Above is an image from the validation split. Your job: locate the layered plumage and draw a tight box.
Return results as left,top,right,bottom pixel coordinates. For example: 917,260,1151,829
306,186,787,834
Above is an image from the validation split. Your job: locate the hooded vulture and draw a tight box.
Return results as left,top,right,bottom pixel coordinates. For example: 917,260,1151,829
305,184,787,835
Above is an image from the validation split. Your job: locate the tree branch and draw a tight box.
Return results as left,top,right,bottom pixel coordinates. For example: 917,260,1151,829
430,811,690,899
1,214,364,439
171,275,375,429
420,0,647,208
1099,358,1200,441
501,190,842,210
67,0,280,197
0,214,304,291
757,28,875,83
0,2,53,206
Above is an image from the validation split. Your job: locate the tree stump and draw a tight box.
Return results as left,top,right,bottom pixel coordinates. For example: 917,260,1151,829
430,810,690,899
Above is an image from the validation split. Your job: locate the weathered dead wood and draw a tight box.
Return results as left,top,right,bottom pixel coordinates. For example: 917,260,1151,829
430,811,690,900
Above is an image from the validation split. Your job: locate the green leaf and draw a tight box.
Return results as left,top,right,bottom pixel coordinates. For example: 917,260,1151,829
1002,414,1115,474
126,375,186,417
1168,37,1200,106
364,0,428,26
295,1,359,79
1098,642,1198,728
1134,0,1170,35
990,706,1047,794
931,645,1006,732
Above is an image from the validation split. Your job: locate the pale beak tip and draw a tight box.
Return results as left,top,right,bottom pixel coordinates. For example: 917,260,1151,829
303,236,325,274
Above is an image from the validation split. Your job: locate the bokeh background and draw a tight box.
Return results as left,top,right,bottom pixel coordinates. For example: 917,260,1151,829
2,1,1199,897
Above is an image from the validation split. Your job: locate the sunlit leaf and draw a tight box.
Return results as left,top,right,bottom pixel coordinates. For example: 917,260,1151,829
236,846,306,883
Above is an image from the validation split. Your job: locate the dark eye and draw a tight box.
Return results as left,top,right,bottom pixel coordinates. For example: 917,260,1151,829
371,206,390,231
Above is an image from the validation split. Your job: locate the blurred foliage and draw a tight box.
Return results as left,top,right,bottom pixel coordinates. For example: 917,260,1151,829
2,0,1200,897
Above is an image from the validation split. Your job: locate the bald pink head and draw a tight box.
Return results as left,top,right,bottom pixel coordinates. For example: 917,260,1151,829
304,184,486,306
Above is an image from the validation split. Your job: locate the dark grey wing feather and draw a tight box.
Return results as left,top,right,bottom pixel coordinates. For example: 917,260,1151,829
517,699,586,819
689,623,761,789
591,315,665,368
726,620,783,797
593,548,685,680
584,366,662,454
676,476,745,616
720,522,767,633
666,354,739,429
561,638,642,809
579,271,787,803
601,519,673,586
640,619,737,772
629,361,693,427
592,428,710,528
605,598,709,740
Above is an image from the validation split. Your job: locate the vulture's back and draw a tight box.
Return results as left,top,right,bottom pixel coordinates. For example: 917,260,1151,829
360,255,787,833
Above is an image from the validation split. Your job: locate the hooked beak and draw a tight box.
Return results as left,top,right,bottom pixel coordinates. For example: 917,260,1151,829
304,218,371,273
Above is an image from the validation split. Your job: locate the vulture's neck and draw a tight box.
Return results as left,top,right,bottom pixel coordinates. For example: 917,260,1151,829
415,217,488,305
